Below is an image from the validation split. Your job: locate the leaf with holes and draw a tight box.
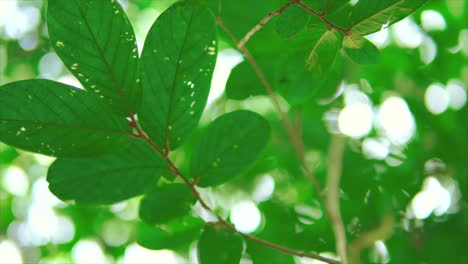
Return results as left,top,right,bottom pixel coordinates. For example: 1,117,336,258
139,183,195,224
198,225,244,264
0,80,130,157
344,36,380,64
47,0,141,116
349,0,428,36
47,140,169,204
139,1,217,151
191,110,270,187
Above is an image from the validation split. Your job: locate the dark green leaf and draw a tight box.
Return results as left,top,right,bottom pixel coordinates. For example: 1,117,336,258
139,1,217,150
47,140,168,204
225,58,274,100
198,225,243,264
137,216,204,250
47,0,141,116
275,6,309,39
0,80,130,157
343,36,380,64
139,183,195,224
349,0,428,36
191,110,270,187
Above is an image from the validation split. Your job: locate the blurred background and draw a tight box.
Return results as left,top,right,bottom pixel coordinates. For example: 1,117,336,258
0,0,467,263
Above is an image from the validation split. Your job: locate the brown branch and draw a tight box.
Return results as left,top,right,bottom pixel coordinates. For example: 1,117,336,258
237,0,299,49
296,0,350,35
130,124,341,264
326,135,348,264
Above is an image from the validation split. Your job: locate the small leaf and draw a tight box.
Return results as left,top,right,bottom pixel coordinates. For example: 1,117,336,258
139,183,195,224
137,216,204,250
47,140,168,204
349,0,429,36
191,110,270,187
139,1,217,150
275,6,309,39
0,80,130,157
305,29,343,73
343,36,380,64
47,0,141,116
198,225,244,264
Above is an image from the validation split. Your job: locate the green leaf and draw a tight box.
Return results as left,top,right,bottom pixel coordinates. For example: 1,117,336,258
0,80,130,157
137,216,204,250
139,183,195,224
198,225,243,264
139,1,217,151
349,0,428,36
191,110,270,187
343,36,380,64
47,0,141,116
276,29,342,105
225,58,274,100
47,140,168,204
275,5,309,39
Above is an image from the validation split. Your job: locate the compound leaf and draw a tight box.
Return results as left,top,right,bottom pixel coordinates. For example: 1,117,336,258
47,0,141,116
0,80,130,157
139,1,217,151
349,0,428,36
191,110,270,187
139,183,195,224
47,140,169,204
198,225,243,264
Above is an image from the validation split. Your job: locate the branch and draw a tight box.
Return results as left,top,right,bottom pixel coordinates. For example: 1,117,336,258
131,125,342,264
216,17,324,202
237,0,299,49
296,0,350,35
326,135,348,264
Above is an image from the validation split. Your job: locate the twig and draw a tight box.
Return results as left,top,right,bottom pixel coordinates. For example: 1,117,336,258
237,0,299,49
326,135,348,264
217,17,324,200
296,0,350,35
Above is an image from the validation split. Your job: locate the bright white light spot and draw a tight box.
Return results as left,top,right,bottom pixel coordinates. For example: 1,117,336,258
72,239,107,264
101,220,130,247
338,103,373,138
33,154,56,166
362,137,390,160
1,166,29,196
0,240,22,264
371,240,390,264
122,243,180,264
344,85,371,106
18,32,38,51
421,10,447,32
252,174,275,202
52,216,75,244
57,75,84,89
3,5,40,39
419,36,437,64
377,97,415,145
366,28,390,49
230,201,261,233
31,177,63,207
392,18,424,48
208,49,243,106
27,204,57,245
409,177,451,219
446,79,467,110
425,83,449,114
39,52,63,79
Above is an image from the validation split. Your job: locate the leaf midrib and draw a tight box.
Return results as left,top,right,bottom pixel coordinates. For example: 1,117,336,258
351,0,405,33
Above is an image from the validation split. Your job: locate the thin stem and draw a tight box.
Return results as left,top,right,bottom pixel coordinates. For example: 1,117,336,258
326,135,348,264
296,0,350,35
217,17,324,200
237,0,299,49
